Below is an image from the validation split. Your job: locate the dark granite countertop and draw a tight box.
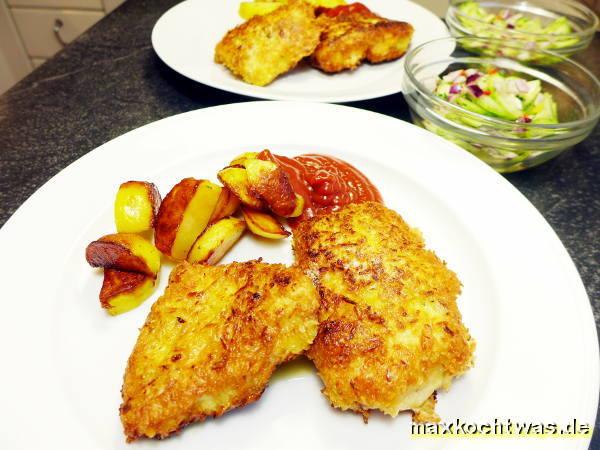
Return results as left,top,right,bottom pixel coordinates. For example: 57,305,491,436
0,0,598,445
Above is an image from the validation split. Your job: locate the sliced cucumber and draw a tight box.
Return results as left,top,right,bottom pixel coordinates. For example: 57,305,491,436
455,96,488,115
530,93,558,124
545,17,572,35
520,80,541,109
456,2,576,54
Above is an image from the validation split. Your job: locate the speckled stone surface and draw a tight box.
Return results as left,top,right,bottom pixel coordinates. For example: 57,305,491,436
0,0,598,444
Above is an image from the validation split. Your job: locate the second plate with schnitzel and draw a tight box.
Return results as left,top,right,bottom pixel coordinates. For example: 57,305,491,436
151,0,450,102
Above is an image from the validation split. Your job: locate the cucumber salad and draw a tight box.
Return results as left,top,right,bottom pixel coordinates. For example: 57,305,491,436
434,68,558,125
459,2,573,36
417,68,560,169
455,2,579,59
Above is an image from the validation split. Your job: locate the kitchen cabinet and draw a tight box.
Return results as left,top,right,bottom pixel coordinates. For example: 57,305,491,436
0,0,125,93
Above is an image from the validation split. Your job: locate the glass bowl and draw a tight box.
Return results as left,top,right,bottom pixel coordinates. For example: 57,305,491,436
401,37,600,173
446,0,598,62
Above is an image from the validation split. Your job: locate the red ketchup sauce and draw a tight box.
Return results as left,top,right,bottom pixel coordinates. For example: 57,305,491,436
257,150,382,225
317,2,373,18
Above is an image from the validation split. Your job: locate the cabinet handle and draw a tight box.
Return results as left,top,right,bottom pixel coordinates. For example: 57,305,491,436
53,18,66,47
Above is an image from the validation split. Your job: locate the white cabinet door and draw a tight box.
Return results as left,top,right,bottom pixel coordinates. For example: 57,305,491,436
7,0,103,10
11,7,104,58
102,0,124,13
0,1,31,94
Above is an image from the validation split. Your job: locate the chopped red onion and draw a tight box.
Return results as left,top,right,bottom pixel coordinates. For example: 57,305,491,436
449,84,462,94
499,9,511,20
466,73,481,84
469,84,484,97
516,116,532,123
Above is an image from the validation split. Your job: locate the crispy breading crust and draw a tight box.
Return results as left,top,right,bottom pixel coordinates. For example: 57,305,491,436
311,7,414,73
120,261,319,441
294,202,474,418
214,0,322,86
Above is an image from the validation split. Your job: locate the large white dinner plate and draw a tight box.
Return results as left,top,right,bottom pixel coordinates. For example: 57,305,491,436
0,102,597,450
151,0,449,102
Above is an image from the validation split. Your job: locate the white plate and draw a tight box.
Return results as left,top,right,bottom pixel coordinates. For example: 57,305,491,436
0,102,597,450
151,0,449,102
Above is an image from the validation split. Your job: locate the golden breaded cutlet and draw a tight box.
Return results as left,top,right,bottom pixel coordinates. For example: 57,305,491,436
214,0,322,86
312,4,414,73
294,202,474,420
120,261,319,441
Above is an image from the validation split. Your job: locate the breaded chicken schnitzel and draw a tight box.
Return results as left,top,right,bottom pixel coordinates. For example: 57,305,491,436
294,202,474,420
312,3,414,73
120,261,319,440
214,0,322,86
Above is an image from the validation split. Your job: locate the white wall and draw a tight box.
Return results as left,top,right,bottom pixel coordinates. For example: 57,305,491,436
416,0,448,17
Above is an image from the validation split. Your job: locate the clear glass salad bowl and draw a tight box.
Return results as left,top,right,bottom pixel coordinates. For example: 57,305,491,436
445,0,598,63
402,37,600,173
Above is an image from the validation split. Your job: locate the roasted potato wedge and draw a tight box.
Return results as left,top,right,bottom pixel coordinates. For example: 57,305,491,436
86,233,161,277
217,166,265,210
242,207,290,239
100,269,156,316
238,0,345,20
239,2,282,19
289,193,305,218
230,152,259,167
244,158,297,217
209,187,241,223
307,0,346,6
155,178,222,260
187,217,246,264
114,181,161,233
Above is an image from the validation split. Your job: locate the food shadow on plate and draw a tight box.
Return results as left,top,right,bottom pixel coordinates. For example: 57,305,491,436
270,355,315,383
272,359,406,426
279,59,316,78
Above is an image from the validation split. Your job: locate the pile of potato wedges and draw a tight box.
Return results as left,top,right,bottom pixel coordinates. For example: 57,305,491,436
238,0,347,20
85,150,304,316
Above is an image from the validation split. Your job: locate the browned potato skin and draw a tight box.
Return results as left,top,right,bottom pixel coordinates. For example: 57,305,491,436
86,240,153,276
242,207,290,239
245,159,297,217
99,269,151,309
209,187,241,223
217,166,266,210
147,183,162,221
154,178,200,256
187,217,246,265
